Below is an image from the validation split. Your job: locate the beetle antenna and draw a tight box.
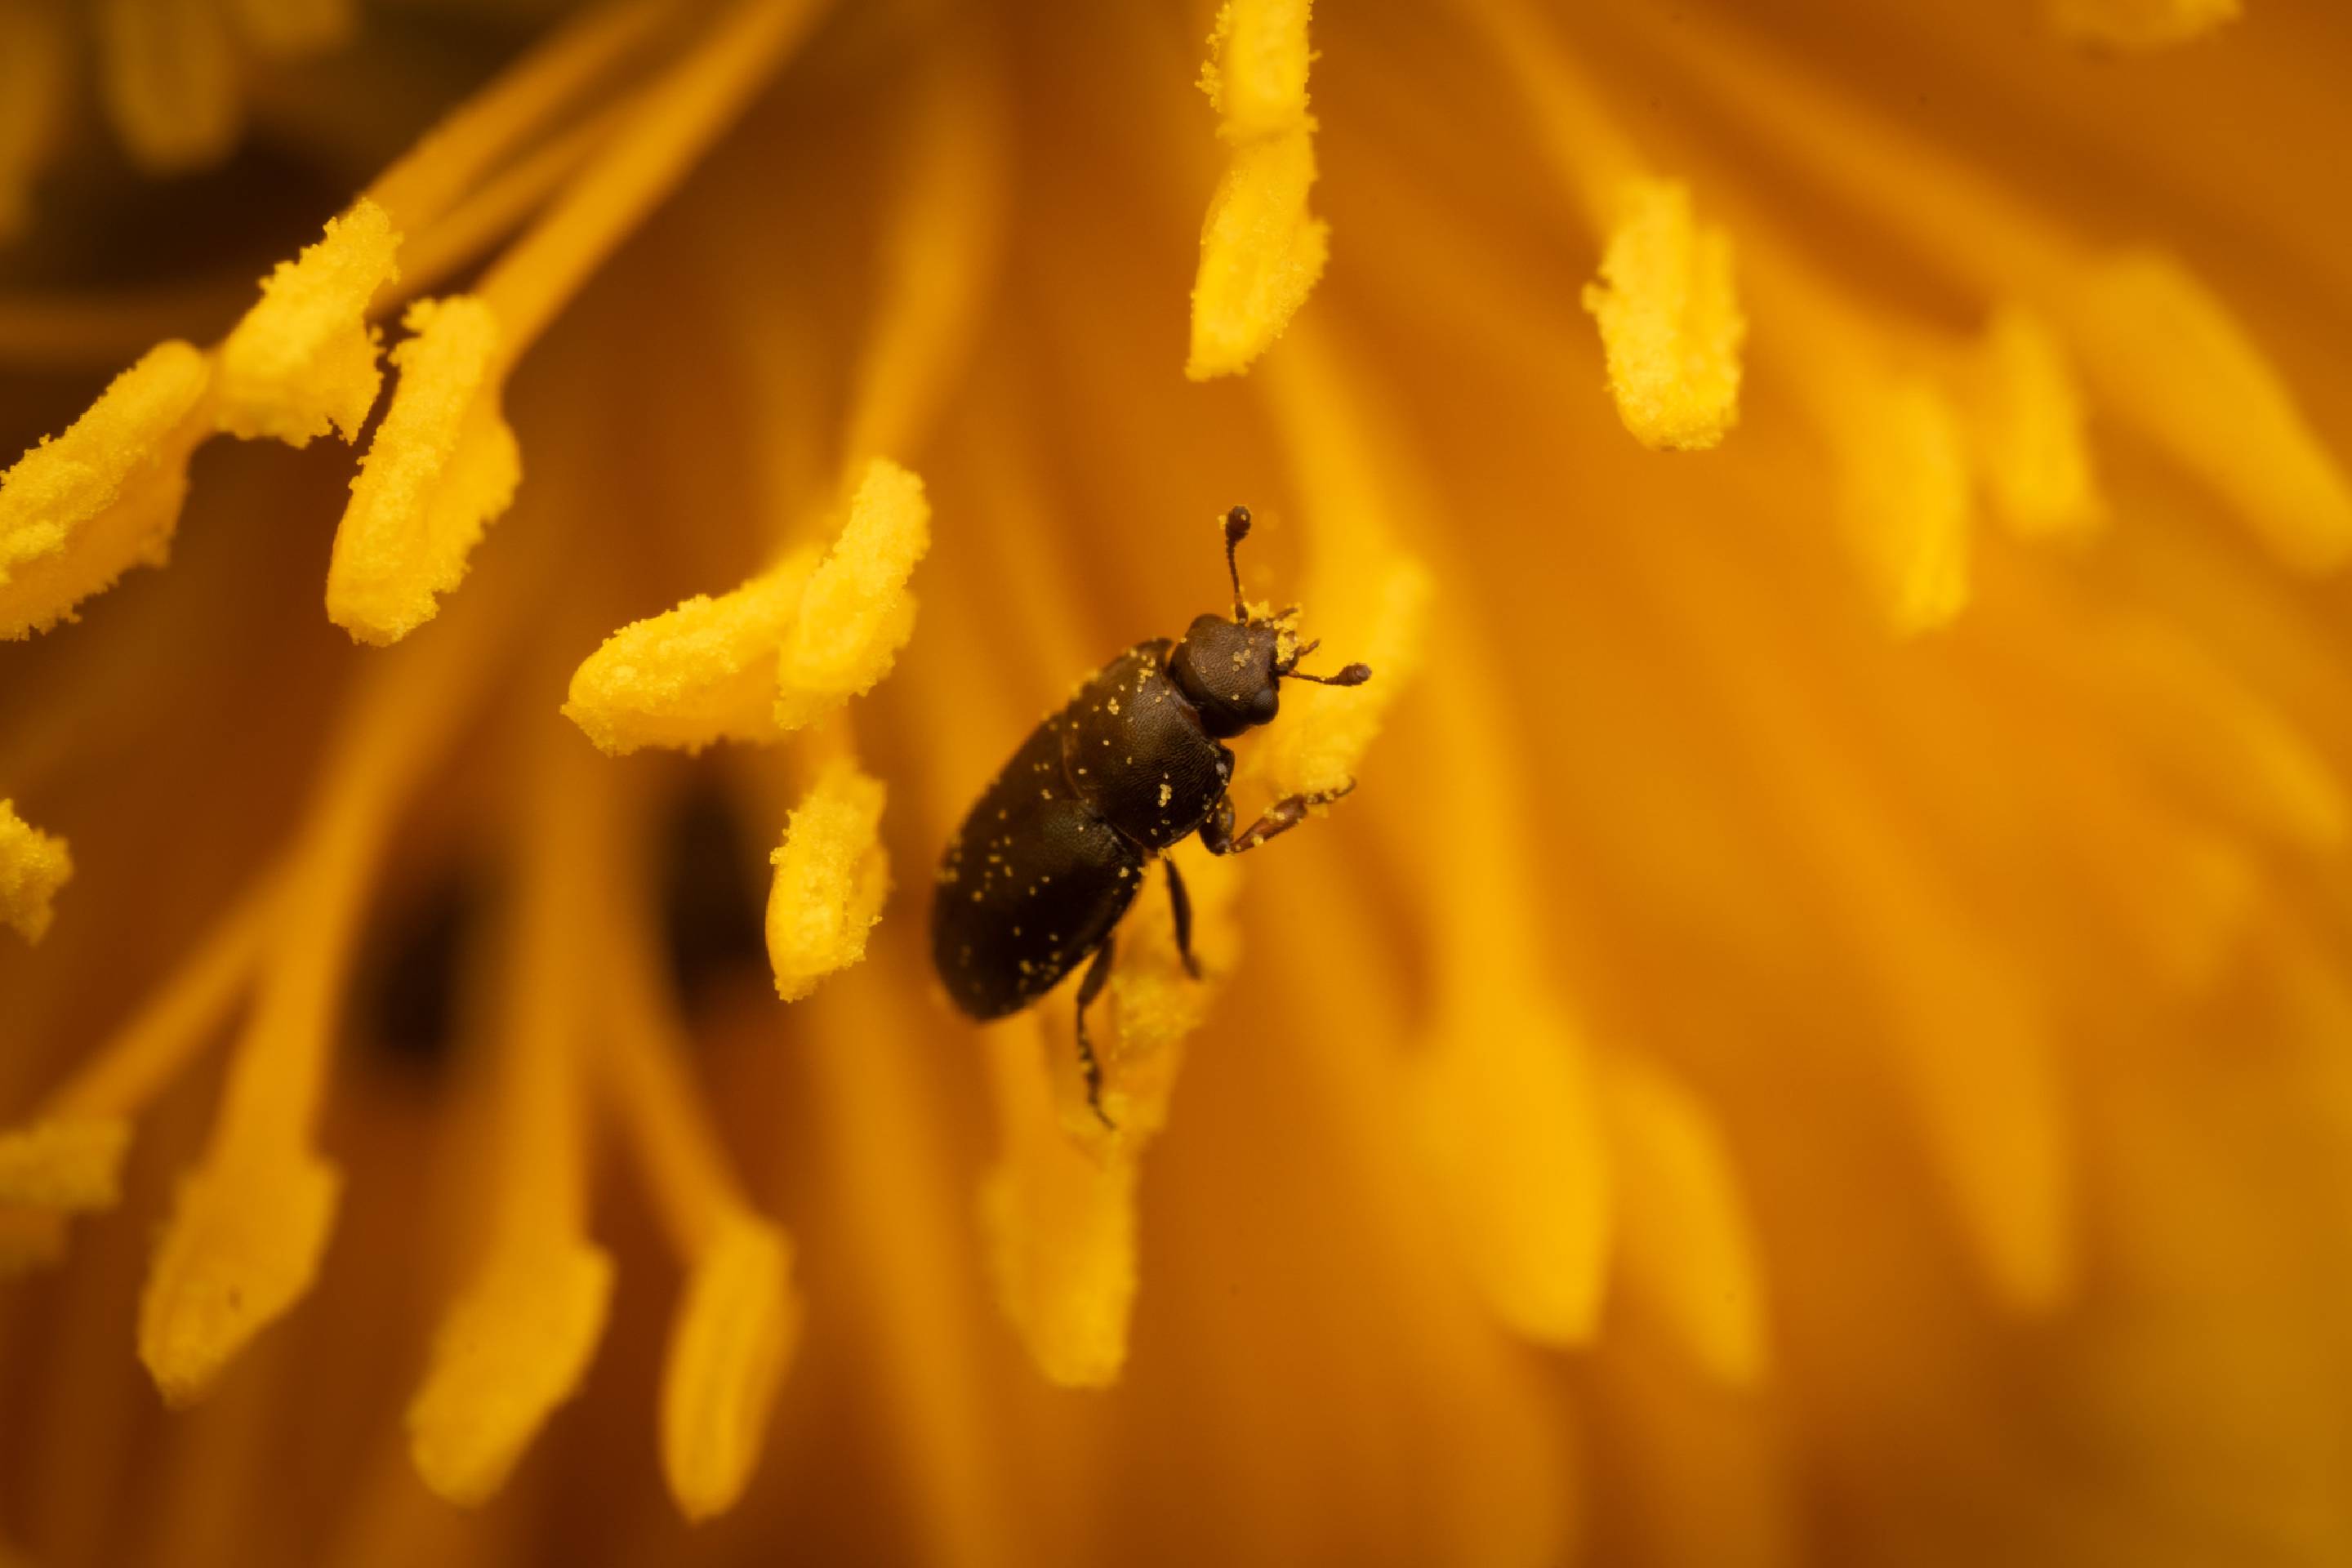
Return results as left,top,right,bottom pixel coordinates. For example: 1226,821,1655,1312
1286,662,1373,687
1223,505,1252,620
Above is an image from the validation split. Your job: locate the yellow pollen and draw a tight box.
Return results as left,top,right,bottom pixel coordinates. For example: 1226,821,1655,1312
564,547,821,755
765,760,890,1003
773,459,933,731
1581,180,1744,452
0,2,67,243
96,0,242,175
0,339,212,639
2047,0,2240,49
327,296,519,645
216,199,403,448
0,800,71,942
1186,0,1328,381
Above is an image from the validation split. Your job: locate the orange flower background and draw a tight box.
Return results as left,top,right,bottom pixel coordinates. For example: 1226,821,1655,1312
3,0,2351,1563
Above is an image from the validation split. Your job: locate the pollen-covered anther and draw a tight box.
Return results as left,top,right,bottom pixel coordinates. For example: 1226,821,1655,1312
1583,179,1745,452
1186,0,1328,381
1251,559,1432,803
327,296,519,645
216,198,403,447
662,1216,797,1521
765,760,889,1002
773,458,932,731
0,801,72,942
0,341,213,639
564,549,818,755
0,1118,131,1209
2048,0,2239,50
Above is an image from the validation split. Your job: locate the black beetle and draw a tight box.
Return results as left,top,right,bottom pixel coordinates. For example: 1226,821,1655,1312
932,506,1371,1123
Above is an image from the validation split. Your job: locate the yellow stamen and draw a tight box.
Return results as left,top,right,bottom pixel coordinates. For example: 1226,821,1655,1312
475,0,828,363
0,800,70,942
224,0,352,57
0,1121,128,1210
2048,0,2239,49
326,296,519,645
765,759,889,1003
564,548,819,755
0,1,67,243
142,602,502,1405
1458,0,1742,448
1963,305,2104,541
978,1018,1138,1388
1267,326,1613,1343
2066,252,2352,573
0,872,278,1211
1186,0,1328,381
408,739,612,1506
96,0,241,175
1616,3,2351,572
1601,1054,1768,1384
0,340,212,640
839,38,1010,474
215,199,403,448
773,458,932,730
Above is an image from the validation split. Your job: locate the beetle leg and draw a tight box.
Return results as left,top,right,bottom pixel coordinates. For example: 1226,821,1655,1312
1163,858,1200,980
1200,780,1356,856
1074,937,1117,1129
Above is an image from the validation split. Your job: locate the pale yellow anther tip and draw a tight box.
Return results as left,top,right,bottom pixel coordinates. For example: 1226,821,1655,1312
1187,0,1326,381
773,458,932,731
2049,0,2238,50
0,1117,131,1209
139,1152,342,1406
564,549,817,756
1582,179,1745,452
765,760,889,1002
0,801,72,942
217,198,402,448
328,296,519,646
0,341,212,639
1967,305,2104,541
1414,996,1612,1345
661,1216,798,1522
1251,559,1432,803
1837,376,1972,634
408,1240,614,1506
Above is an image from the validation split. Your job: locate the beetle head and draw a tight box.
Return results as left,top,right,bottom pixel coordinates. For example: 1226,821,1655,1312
1169,506,1372,738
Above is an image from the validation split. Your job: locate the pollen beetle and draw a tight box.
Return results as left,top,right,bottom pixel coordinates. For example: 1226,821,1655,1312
932,506,1371,1124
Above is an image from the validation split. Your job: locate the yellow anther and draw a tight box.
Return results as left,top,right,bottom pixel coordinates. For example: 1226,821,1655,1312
140,1150,343,1405
0,800,71,942
1965,305,2103,541
1601,1054,1767,1383
1252,558,1432,803
978,1019,1138,1388
2065,251,2352,574
96,0,242,175
0,1,68,242
0,340,212,639
327,296,519,645
564,548,818,755
765,760,889,1003
2048,0,2239,49
661,1216,797,1521
773,459,932,731
1833,375,1972,635
216,199,403,448
1583,179,1744,452
0,1119,131,1209
407,1240,615,1505
1186,0,1327,381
